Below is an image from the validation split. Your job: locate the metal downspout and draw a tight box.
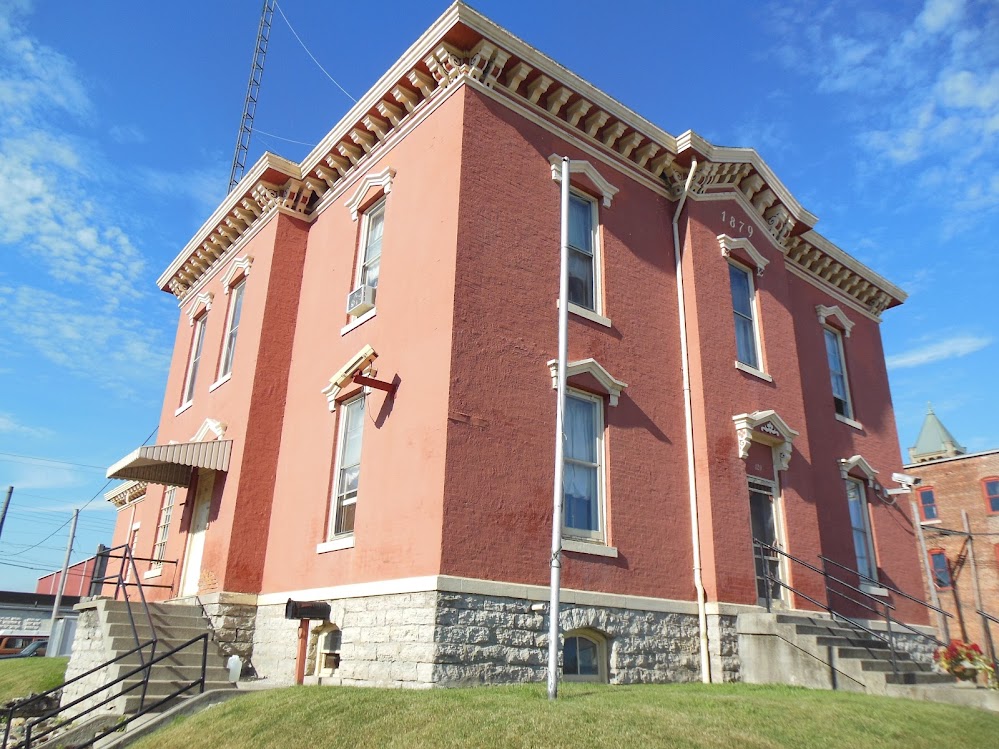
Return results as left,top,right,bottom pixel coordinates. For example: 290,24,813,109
671,159,711,683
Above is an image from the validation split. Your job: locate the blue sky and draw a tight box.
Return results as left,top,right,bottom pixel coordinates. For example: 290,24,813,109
0,0,996,592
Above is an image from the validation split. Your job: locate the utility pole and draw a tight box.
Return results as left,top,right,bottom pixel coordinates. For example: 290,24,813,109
0,485,12,542
962,511,995,668
50,510,79,632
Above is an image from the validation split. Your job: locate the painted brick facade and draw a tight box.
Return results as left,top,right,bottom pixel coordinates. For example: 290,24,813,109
101,4,931,686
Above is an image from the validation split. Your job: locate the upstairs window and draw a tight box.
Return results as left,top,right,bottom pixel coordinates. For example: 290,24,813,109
918,487,938,522
728,263,761,370
358,201,385,293
824,328,853,419
219,279,245,379
567,192,599,312
330,395,365,538
984,478,999,515
183,316,207,404
845,478,877,583
151,487,176,569
929,550,951,589
563,391,605,542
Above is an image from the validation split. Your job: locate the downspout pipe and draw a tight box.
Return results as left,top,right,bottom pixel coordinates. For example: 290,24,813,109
670,159,711,683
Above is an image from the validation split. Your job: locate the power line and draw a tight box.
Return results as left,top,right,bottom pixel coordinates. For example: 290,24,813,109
256,128,316,147
274,1,356,103
0,452,107,470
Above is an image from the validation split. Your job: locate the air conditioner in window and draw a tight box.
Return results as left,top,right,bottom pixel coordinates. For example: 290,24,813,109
346,285,376,316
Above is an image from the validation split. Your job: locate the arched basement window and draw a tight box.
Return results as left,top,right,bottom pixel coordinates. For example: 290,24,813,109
563,630,607,682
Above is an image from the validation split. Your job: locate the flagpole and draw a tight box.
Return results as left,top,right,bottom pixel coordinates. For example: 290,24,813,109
548,157,571,701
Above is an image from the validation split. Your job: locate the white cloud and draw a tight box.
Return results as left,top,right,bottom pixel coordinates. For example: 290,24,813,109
108,124,146,144
0,413,51,438
918,0,965,32
886,334,992,369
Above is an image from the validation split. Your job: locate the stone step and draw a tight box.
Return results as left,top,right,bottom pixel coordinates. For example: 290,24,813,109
792,623,872,639
100,600,202,618
776,614,838,627
837,646,913,662
884,671,956,686
117,649,213,669
107,621,210,640
861,660,934,673
105,610,206,629
118,677,234,698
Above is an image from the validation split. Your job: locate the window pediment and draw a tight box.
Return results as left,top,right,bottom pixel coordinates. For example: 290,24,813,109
547,358,627,406
322,345,378,410
733,409,799,471
221,255,253,293
345,167,395,221
839,454,878,486
719,234,769,276
548,155,619,208
816,304,855,337
191,418,227,442
186,291,214,326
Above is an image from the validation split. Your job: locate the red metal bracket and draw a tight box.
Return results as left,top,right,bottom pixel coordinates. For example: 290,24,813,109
353,372,397,394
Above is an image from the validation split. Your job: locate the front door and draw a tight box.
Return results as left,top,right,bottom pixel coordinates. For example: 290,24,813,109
749,482,782,604
180,470,214,597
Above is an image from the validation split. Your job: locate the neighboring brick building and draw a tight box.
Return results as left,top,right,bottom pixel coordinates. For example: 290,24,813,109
906,406,999,648
100,3,929,687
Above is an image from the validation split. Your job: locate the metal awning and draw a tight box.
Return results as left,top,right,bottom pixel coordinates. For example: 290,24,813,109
106,440,233,487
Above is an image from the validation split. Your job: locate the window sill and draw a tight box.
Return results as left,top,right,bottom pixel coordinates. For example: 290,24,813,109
734,361,772,382
341,309,376,336
562,538,618,558
209,373,232,393
142,568,162,580
920,518,942,526
317,535,355,554
859,583,889,597
557,300,612,328
174,401,193,416
835,413,864,430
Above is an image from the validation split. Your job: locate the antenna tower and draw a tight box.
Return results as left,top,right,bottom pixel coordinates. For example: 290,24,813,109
228,0,276,193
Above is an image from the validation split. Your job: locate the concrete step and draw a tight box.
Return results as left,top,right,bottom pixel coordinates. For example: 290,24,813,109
107,622,210,640
111,661,231,683
885,671,956,686
837,646,913,662
861,660,934,673
105,610,206,629
119,678,234,698
117,649,212,668
776,614,838,627
793,623,873,639
100,600,202,618
814,635,891,650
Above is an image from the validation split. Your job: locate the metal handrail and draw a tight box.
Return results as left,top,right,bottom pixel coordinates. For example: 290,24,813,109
819,554,952,618
754,541,897,671
1,545,201,749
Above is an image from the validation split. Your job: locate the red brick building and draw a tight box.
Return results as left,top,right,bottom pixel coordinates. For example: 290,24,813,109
906,407,999,648
101,3,930,686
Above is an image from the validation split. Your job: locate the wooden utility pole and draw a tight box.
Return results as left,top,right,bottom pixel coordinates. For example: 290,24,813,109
910,499,950,642
50,510,79,631
0,485,13,542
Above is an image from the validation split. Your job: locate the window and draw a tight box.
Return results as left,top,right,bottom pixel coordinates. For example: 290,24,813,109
567,192,599,312
929,550,951,589
151,488,176,569
329,395,365,537
562,630,607,682
728,263,761,370
824,328,853,419
219,279,245,379
356,200,385,295
563,391,605,542
984,478,999,515
918,487,938,522
182,316,207,404
845,478,877,583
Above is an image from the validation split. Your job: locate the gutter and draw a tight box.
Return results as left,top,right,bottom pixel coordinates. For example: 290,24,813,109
670,159,711,683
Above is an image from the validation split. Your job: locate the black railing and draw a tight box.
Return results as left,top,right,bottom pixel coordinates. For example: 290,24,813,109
753,540,953,677
1,545,204,749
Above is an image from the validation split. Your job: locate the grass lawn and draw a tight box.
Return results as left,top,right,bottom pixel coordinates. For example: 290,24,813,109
0,658,67,704
133,682,999,749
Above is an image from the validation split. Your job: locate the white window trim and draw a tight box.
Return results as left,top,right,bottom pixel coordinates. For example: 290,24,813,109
564,301,612,328
562,629,608,683
562,538,618,558
345,167,395,221
142,568,162,580
719,234,769,275
341,308,376,336
353,198,386,293
845,477,879,584
208,372,233,393
824,326,854,420
562,389,607,544
547,358,627,407
548,155,620,207
734,361,773,382
815,304,855,337
317,535,355,554
567,189,604,318
728,260,766,375
218,279,246,380
327,394,365,541
181,314,207,407
835,413,864,430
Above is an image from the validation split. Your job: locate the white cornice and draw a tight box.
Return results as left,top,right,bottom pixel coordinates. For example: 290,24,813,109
799,230,906,304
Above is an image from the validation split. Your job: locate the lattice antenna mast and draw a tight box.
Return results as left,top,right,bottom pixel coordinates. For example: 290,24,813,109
228,0,276,193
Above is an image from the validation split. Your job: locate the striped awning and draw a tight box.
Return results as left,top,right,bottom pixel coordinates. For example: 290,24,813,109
106,440,232,487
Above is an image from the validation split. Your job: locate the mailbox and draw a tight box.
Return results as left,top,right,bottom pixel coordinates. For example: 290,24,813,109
285,598,331,621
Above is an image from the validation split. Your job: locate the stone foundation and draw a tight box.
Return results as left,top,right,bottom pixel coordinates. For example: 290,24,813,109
199,594,258,675
252,589,726,688
60,605,122,716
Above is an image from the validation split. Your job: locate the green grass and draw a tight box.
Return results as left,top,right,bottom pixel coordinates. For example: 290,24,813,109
132,682,999,749
0,658,67,704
